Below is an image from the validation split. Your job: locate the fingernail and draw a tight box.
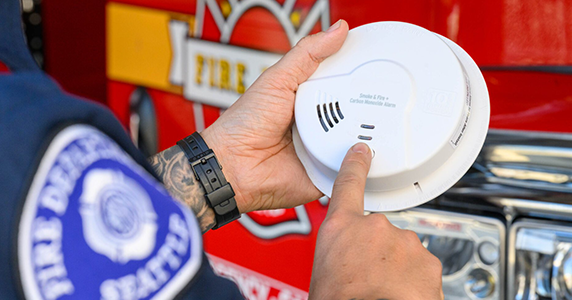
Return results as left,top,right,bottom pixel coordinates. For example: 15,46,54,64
352,143,370,154
326,20,342,33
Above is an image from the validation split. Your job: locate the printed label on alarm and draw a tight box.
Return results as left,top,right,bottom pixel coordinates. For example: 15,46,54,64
449,74,472,148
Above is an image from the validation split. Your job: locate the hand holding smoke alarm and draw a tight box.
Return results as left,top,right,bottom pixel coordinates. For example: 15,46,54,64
293,21,490,212
294,21,488,299
206,19,487,299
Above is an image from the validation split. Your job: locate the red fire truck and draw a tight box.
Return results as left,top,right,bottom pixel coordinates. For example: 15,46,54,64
39,0,572,299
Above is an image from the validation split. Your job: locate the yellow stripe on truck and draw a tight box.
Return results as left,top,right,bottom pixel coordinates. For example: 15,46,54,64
106,2,191,94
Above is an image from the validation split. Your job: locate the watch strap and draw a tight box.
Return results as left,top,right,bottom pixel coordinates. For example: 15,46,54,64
177,132,240,229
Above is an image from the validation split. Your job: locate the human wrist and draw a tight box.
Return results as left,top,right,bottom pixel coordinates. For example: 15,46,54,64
200,126,246,214
176,131,241,228
148,145,216,233
310,284,389,300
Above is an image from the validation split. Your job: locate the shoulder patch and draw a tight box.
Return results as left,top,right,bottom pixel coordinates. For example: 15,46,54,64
18,125,202,300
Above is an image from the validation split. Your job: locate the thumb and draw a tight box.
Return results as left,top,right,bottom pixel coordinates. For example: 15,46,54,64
256,19,349,90
327,143,372,217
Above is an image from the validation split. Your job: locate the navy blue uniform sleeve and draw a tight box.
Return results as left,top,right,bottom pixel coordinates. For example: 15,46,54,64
180,254,245,300
0,72,243,299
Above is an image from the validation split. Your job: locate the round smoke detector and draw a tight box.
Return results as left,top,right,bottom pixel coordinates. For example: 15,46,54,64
292,21,490,212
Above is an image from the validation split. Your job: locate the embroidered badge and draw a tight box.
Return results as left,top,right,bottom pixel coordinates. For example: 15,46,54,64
18,125,202,300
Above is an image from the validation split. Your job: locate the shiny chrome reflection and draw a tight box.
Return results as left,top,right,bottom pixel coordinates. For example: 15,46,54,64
510,220,572,300
479,241,500,265
537,254,553,298
431,130,572,300
484,139,572,191
447,129,572,197
466,268,495,298
553,243,572,300
419,235,474,276
515,251,553,299
383,209,504,300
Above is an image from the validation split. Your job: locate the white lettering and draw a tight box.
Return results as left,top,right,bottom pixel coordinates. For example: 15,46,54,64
48,165,74,195
33,217,62,242
34,242,63,267
36,264,67,285
147,257,169,285
136,268,158,298
29,130,160,300
100,280,121,300
99,214,191,300
157,246,181,270
209,260,308,300
178,38,282,108
66,144,87,170
101,274,140,300
55,151,81,180
42,278,74,300
32,217,74,299
117,275,138,300
168,214,189,240
77,135,100,155
213,263,270,300
39,185,68,215
165,234,187,256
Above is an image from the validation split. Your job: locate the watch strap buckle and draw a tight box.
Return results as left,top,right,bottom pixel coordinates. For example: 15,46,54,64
206,184,237,215
177,133,240,230
189,149,219,181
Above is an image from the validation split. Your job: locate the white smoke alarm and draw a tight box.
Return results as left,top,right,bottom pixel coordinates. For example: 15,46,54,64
292,21,490,212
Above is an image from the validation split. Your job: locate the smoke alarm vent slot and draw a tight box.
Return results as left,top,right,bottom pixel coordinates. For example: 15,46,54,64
316,105,329,132
361,124,375,129
358,135,372,141
335,102,345,119
414,182,422,193
323,104,334,128
329,103,339,123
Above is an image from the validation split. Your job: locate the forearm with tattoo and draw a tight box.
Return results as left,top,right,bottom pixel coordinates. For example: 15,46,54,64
148,145,216,233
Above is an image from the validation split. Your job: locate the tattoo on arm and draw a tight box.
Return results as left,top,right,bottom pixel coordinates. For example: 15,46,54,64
148,145,216,233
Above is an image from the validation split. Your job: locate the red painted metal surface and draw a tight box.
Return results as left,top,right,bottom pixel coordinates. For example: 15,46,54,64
205,201,328,291
43,0,572,298
485,70,572,133
43,0,107,102
106,0,572,67
46,0,572,101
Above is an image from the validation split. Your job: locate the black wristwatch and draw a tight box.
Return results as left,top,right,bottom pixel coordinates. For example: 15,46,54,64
177,132,240,229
